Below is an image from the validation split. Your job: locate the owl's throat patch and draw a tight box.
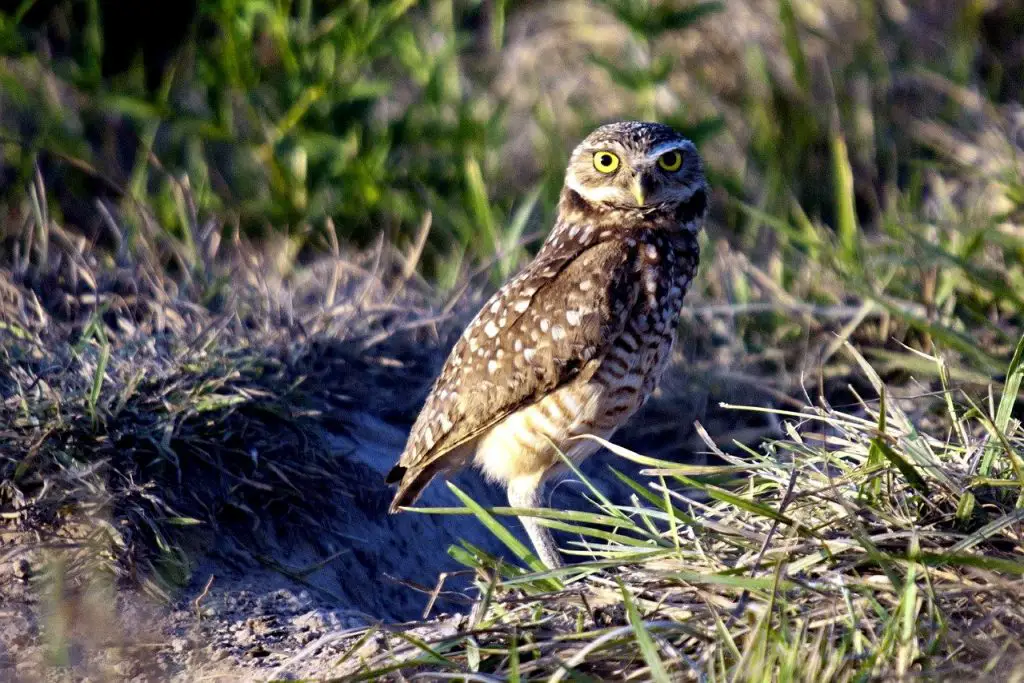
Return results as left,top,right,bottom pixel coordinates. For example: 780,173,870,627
675,188,707,225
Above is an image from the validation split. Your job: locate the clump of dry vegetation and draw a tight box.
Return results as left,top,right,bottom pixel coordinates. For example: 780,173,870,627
0,185,457,590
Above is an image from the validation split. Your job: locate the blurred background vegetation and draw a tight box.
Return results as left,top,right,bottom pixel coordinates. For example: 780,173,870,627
1,0,1023,365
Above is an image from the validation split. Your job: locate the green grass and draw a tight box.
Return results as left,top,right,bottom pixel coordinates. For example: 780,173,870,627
1,0,1024,679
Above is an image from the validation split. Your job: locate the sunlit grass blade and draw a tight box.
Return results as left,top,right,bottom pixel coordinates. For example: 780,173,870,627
446,482,548,574
831,132,859,264
996,333,1024,436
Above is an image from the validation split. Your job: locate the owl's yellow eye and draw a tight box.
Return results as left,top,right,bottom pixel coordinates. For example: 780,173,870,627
593,151,620,174
658,150,683,172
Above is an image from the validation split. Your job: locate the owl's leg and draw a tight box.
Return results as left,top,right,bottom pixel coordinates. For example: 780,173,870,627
507,477,563,569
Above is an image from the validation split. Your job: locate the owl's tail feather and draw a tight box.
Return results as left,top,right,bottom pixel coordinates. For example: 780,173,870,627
384,464,406,485
387,443,474,513
388,463,441,514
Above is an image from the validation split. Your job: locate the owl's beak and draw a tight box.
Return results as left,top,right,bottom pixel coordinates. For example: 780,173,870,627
631,172,658,207
630,176,646,207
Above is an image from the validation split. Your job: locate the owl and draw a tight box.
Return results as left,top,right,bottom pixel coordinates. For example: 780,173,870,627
386,121,707,568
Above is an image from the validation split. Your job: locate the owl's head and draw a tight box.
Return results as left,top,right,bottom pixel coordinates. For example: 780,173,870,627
564,121,705,214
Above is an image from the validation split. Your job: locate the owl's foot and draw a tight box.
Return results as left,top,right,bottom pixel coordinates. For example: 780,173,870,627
520,515,564,569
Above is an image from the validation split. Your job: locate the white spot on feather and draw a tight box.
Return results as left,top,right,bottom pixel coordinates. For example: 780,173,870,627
484,320,500,338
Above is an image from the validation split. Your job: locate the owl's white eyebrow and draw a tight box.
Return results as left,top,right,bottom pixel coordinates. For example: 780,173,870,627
565,173,624,202
646,141,688,159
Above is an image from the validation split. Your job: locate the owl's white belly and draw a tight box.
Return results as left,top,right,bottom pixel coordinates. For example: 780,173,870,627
472,380,608,486
472,331,675,488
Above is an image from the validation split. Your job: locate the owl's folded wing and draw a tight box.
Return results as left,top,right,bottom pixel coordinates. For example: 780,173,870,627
387,237,641,509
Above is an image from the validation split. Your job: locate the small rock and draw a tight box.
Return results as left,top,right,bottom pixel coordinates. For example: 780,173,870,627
234,627,255,647
292,609,343,633
14,559,31,582
246,645,270,659
171,637,188,653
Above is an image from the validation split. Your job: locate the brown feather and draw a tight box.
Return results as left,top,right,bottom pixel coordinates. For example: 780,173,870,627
388,441,474,512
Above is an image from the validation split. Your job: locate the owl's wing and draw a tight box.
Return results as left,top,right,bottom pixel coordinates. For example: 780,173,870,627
387,237,641,510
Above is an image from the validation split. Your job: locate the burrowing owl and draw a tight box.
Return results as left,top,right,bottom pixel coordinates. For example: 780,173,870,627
387,122,707,568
